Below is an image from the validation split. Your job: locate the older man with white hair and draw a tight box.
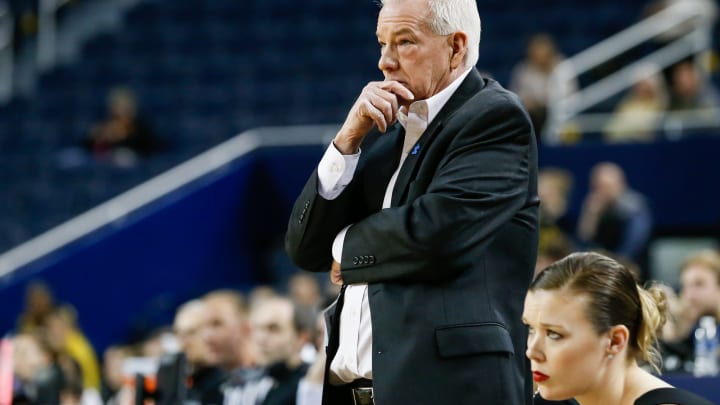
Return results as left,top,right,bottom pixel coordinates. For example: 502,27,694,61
286,0,538,403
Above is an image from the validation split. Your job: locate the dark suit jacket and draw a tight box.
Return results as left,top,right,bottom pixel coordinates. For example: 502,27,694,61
262,362,309,405
285,69,539,405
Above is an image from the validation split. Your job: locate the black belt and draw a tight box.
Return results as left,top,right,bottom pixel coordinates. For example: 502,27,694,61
348,379,373,405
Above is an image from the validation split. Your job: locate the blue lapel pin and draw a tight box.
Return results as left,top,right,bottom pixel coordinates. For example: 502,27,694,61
411,144,421,155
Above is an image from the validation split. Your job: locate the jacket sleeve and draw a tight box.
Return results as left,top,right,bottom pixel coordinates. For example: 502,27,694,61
284,167,365,273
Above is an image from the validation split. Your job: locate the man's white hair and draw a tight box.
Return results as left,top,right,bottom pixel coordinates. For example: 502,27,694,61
381,0,481,67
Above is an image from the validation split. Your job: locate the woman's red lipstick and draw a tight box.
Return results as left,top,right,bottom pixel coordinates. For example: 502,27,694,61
533,371,549,382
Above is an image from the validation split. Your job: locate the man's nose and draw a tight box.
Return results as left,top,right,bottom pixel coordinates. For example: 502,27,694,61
378,46,398,72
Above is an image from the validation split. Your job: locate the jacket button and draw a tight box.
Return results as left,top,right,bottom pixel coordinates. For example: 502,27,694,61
352,257,359,265
369,256,375,264
304,200,310,208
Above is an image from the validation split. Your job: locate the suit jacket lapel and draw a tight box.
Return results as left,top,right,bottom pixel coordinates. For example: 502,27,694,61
390,69,486,207
363,123,404,212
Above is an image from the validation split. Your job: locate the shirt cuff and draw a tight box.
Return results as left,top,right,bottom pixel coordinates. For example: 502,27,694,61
332,225,351,263
317,142,360,200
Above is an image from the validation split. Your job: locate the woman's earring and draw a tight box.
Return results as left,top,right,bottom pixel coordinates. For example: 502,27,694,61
607,354,614,359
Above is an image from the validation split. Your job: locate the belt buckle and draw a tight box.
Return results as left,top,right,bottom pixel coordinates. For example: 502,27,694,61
351,387,374,405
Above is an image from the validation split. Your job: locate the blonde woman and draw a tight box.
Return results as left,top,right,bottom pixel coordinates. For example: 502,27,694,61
524,252,712,405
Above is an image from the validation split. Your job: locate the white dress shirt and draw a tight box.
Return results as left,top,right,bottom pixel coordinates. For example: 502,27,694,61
316,68,472,384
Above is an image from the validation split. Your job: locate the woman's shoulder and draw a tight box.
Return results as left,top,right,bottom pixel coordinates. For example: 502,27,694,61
634,387,715,405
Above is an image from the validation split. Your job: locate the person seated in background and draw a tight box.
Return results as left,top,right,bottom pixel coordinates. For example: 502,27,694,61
536,167,576,274
535,231,575,277
538,167,574,235
524,251,713,405
509,33,577,137
203,290,257,374
248,285,280,308
668,61,720,112
287,273,323,311
241,296,313,405
297,311,327,405
173,299,226,405
12,333,65,404
202,289,264,405
16,281,57,335
100,345,134,405
660,249,720,369
43,306,101,392
83,87,165,164
576,162,652,277
58,357,103,405
604,66,669,143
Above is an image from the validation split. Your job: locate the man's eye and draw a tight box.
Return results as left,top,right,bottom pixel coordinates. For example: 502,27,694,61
547,330,563,340
399,39,412,45
526,325,535,335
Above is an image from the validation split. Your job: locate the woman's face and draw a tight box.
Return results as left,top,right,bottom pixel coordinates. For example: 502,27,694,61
523,289,611,401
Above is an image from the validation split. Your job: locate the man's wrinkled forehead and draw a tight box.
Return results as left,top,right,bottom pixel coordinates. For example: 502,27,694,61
377,0,432,32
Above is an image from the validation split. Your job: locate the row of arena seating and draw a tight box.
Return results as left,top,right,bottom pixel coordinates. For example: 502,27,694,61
0,0,650,252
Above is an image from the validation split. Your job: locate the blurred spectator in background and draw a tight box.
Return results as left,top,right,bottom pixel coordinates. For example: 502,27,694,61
660,250,720,369
297,312,326,405
8,0,38,51
248,285,279,309
668,60,720,111
576,162,652,276
536,167,575,276
60,379,84,405
173,299,225,405
244,296,312,405
287,273,322,311
604,65,669,142
138,326,174,360
12,333,64,404
44,306,101,392
101,345,133,404
8,0,78,51
202,289,259,402
59,356,102,405
538,168,574,234
535,231,574,277
510,33,577,137
82,87,165,165
17,281,56,335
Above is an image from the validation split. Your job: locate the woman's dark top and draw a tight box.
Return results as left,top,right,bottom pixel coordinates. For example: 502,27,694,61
634,387,714,405
533,387,714,405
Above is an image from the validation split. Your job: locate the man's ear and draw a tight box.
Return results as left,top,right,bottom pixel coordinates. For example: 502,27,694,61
448,31,468,69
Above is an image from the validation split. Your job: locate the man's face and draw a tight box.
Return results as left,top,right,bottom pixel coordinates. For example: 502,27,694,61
681,265,720,318
203,298,245,368
250,300,301,366
175,306,217,367
376,0,459,103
